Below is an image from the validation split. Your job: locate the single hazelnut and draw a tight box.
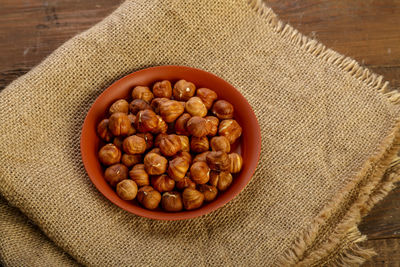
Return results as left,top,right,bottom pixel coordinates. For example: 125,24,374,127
108,112,131,136
136,132,154,150
122,135,146,154
210,136,230,153
186,116,208,137
174,151,192,165
98,144,121,165
218,119,242,144
148,147,161,155
190,136,209,153
196,88,218,109
209,171,232,191
135,109,159,133
173,80,196,101
131,86,154,103
205,116,219,136
104,163,128,187
154,133,168,147
150,98,169,113
190,162,210,184
137,186,161,210
153,115,168,134
185,97,207,117
182,188,204,210
178,135,190,152
151,174,175,192
212,100,234,119
159,100,184,123
116,179,138,200
198,184,218,202
229,153,243,173
112,136,124,150
193,151,210,163
206,151,230,171
128,164,149,186
174,113,191,135
176,176,196,190
144,152,168,175
127,114,137,136
161,191,183,212
121,154,142,167
167,156,190,181
97,119,113,142
109,99,129,114
159,134,182,156
129,99,151,115
152,80,172,98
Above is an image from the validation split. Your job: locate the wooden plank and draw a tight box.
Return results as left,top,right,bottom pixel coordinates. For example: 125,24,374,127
362,239,400,267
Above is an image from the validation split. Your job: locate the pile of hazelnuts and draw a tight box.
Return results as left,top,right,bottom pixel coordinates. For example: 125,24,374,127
97,79,243,212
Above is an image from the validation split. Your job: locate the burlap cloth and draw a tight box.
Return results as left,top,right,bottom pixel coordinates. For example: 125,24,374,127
1,0,400,266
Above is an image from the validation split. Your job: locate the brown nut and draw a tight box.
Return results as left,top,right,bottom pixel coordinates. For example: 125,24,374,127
178,135,190,152
98,144,121,165
192,151,210,163
116,179,138,200
154,133,168,147
143,152,168,175
109,112,131,136
104,163,128,187
229,153,243,173
174,151,192,165
150,98,169,114
113,137,124,150
185,97,207,117
190,136,209,153
128,164,149,186
129,99,151,115
152,115,168,134
151,174,175,192
148,147,161,155
205,116,219,136
121,154,142,167
137,186,161,210
109,99,129,114
173,80,196,101
97,119,113,142
218,119,242,144
153,80,172,98
159,100,184,123
127,114,137,136
196,88,218,109
131,86,154,103
174,113,191,135
209,171,232,191
161,191,183,212
198,184,218,202
210,136,231,153
187,116,208,137
182,188,204,210
206,151,230,171
122,135,146,154
135,109,159,133
212,100,234,119
136,132,154,150
176,176,196,190
190,162,210,184
159,134,182,156
167,156,190,181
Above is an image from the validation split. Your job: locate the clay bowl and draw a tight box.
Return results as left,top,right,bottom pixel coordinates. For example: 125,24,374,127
80,65,261,220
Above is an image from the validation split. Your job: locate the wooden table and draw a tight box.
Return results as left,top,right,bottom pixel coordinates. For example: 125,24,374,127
1,0,399,265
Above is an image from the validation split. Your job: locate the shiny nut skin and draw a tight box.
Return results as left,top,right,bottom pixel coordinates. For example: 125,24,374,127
175,113,191,135
144,152,168,175
205,116,219,136
206,151,230,171
212,100,234,119
148,147,161,155
192,151,209,163
159,134,182,157
159,100,185,123
186,116,208,137
128,164,149,186
98,144,121,165
198,184,218,202
131,86,154,103
122,135,146,154
135,109,159,133
116,179,138,200
178,135,190,152
109,99,129,114
190,161,210,184
209,171,232,191
153,115,168,134
229,153,243,173
109,112,131,136
196,88,218,109
113,137,124,150
97,119,113,142
104,163,128,187
151,174,175,192
136,132,154,150
167,156,190,181
218,119,242,144
127,114,137,135
129,99,151,115
150,98,169,114
161,191,183,212
173,79,196,101
185,97,207,117
210,136,231,153
174,151,192,165
153,80,172,98
121,154,142,167
190,136,209,153
154,133,168,147
176,177,196,190
182,188,204,210
137,186,161,210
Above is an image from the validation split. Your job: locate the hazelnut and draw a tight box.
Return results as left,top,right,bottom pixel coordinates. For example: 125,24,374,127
190,162,210,184
109,99,129,114
97,119,113,142
210,136,230,153
167,156,190,181
209,171,232,191
229,153,243,173
161,191,183,212
148,147,161,155
104,163,128,187
176,176,196,190
182,188,204,210
206,151,230,171
152,80,172,98
159,134,182,157
116,179,138,200
218,119,242,144
186,116,208,137
143,152,168,175
151,174,175,192
190,136,209,153
205,116,219,136
196,88,218,109
185,97,207,117
178,101,186,109
137,186,161,210
108,112,131,136
128,164,149,186
127,114,137,135
153,115,168,134
174,151,192,165
98,144,121,165
150,98,169,113
198,184,218,202
129,99,151,115
135,109,159,133
159,100,184,123
173,80,196,101
112,136,124,150
212,100,234,119
122,135,146,154
193,151,210,163
121,154,142,167
131,86,154,103
136,132,154,150
175,113,191,135
178,135,190,152
154,133,168,147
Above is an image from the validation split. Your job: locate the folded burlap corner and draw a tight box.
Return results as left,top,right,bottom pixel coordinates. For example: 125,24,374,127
1,0,400,266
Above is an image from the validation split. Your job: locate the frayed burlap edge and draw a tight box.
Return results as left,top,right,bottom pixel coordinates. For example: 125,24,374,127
247,0,400,266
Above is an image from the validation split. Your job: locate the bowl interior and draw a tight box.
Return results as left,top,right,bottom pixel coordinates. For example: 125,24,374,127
81,65,261,220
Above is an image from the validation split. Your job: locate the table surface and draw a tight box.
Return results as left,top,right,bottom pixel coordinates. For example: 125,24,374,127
1,0,399,265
